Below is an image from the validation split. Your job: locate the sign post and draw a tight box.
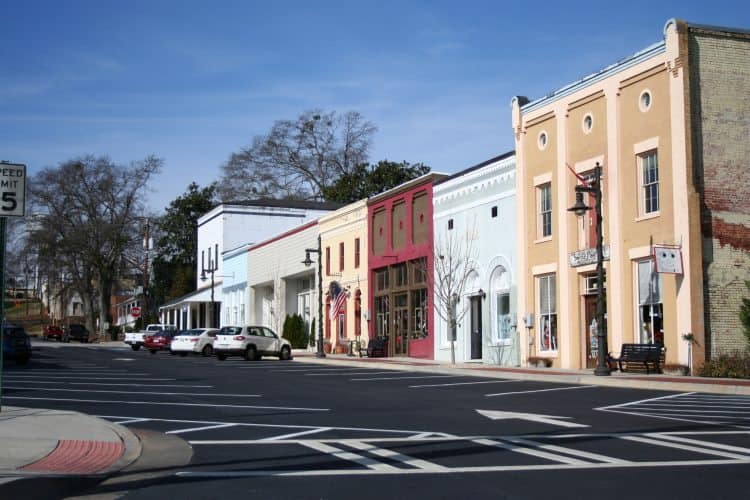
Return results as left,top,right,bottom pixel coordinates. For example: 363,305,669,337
0,162,27,413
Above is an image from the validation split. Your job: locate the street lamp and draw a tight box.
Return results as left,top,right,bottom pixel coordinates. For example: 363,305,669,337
568,162,610,376
200,245,219,328
302,234,325,358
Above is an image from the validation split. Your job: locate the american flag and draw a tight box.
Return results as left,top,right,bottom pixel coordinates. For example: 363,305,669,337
329,282,347,321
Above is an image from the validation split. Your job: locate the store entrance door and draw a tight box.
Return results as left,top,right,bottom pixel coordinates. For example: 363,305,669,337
584,295,598,369
470,296,482,360
393,293,409,356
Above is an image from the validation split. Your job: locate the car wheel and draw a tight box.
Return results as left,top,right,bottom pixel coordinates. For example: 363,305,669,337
131,345,141,351
149,349,157,354
217,353,227,361
179,352,188,357
279,346,291,361
244,345,257,361
202,345,213,357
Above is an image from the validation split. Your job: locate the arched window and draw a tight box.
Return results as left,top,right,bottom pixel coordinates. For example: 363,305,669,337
490,266,511,344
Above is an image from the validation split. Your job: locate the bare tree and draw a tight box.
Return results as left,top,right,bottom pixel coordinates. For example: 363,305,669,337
218,109,376,201
429,222,479,364
27,155,162,336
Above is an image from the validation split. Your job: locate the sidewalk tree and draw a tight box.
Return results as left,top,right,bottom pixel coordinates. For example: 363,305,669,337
28,155,162,335
218,109,376,201
426,222,479,364
323,160,431,204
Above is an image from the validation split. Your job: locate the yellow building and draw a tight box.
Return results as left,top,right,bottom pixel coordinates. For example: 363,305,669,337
512,20,750,370
319,200,369,354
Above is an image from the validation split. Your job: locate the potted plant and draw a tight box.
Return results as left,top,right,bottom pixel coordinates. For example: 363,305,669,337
527,356,552,368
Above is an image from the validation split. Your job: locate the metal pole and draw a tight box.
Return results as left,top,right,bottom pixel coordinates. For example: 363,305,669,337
316,234,325,358
0,218,7,411
593,165,611,376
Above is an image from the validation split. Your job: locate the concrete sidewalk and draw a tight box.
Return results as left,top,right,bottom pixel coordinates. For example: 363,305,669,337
0,406,140,483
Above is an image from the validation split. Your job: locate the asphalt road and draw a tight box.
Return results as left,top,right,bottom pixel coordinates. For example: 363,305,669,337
2,342,750,499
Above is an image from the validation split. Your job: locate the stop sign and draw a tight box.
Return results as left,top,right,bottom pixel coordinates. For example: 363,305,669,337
131,306,141,318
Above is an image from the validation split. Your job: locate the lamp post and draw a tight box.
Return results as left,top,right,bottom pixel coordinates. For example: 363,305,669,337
568,162,610,376
302,234,325,358
201,254,218,328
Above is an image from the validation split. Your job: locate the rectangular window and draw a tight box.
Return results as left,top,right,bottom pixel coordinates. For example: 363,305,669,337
539,183,552,238
640,151,659,214
637,259,664,344
325,246,330,275
374,295,390,338
491,206,498,218
411,288,427,339
354,238,360,268
339,242,345,272
375,269,389,291
496,292,511,342
448,219,454,230
394,263,408,287
538,274,557,352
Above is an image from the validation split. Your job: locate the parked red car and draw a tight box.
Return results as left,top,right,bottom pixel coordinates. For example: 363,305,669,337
143,330,177,354
43,325,65,342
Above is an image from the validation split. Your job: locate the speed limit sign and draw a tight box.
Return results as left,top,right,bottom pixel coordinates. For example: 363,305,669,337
0,162,25,217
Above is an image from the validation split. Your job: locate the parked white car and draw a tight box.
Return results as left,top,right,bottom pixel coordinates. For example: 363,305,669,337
214,325,292,361
170,328,219,357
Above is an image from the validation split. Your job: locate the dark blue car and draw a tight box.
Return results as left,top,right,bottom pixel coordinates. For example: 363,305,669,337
2,324,32,365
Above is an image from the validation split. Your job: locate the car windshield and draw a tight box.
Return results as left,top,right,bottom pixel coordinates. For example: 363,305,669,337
219,326,242,336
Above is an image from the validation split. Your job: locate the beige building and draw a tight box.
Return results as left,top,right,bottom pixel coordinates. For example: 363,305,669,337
512,19,750,370
319,200,369,354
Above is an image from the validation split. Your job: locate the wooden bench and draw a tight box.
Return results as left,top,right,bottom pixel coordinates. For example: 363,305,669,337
366,338,389,358
608,343,665,374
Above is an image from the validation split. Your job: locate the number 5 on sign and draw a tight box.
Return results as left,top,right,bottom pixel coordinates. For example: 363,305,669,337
0,162,26,217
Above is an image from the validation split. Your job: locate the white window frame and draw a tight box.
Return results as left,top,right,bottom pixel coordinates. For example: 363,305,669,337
636,258,663,344
538,274,557,353
639,150,659,216
538,183,552,239
490,266,512,345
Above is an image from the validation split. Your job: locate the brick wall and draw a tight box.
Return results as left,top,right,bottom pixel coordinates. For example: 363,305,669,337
690,28,750,356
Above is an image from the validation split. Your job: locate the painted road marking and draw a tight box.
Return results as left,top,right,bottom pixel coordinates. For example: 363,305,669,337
261,427,332,441
350,375,457,381
300,441,399,471
6,381,213,388
477,409,588,428
346,440,449,471
410,380,517,388
306,371,401,377
620,435,750,460
485,385,597,397
6,396,328,412
167,423,238,434
4,387,260,397
504,437,628,464
2,375,174,381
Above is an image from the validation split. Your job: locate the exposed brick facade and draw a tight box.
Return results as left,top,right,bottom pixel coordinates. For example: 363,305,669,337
689,27,750,356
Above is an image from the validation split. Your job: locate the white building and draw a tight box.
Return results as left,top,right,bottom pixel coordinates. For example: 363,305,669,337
159,200,338,329
432,152,519,365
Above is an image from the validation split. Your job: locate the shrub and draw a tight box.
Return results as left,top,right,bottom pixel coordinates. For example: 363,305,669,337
309,317,316,346
698,352,750,379
741,280,750,349
282,313,308,348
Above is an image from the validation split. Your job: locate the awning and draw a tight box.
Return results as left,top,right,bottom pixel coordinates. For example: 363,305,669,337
158,285,221,310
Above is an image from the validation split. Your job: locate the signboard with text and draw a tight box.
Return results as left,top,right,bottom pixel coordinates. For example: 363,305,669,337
0,163,26,217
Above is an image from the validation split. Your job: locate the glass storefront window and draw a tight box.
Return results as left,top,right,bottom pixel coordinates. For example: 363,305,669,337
411,288,427,339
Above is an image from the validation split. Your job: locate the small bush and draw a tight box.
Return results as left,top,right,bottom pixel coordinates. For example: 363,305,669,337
699,352,750,379
282,313,308,348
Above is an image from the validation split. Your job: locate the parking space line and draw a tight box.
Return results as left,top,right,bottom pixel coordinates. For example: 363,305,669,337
350,375,457,381
17,381,213,388
485,385,596,397
113,418,151,425
504,437,629,464
300,441,399,471
4,387,260,397
471,438,591,465
2,376,173,381
653,433,750,455
262,427,332,441
6,396,329,412
410,380,517,388
167,423,238,434
346,440,449,471
306,371,398,377
620,435,750,459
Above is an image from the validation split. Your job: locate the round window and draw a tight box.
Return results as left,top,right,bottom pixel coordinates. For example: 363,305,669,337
582,114,593,133
639,90,652,112
538,131,548,150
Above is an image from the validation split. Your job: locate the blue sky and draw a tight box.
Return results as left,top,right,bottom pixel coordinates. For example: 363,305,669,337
2,0,748,212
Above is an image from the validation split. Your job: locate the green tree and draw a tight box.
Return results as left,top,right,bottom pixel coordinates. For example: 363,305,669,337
150,182,218,307
741,280,750,349
323,160,431,203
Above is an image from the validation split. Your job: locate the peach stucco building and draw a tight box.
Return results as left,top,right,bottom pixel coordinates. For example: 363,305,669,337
512,19,750,370
319,200,369,354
